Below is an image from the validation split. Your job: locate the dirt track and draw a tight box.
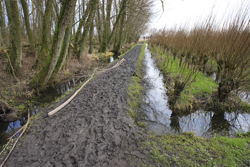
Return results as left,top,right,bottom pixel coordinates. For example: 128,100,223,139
4,44,147,167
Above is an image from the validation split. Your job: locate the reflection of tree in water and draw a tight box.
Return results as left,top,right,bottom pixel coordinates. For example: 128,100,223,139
170,112,180,132
211,112,230,133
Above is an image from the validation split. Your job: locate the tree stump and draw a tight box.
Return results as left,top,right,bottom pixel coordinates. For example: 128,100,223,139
0,100,18,122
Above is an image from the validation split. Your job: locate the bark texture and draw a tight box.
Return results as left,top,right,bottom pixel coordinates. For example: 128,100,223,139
5,0,22,74
30,0,77,89
20,0,34,47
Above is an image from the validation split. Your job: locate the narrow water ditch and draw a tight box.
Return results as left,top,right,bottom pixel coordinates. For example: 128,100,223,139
0,77,85,147
142,44,250,137
0,55,120,147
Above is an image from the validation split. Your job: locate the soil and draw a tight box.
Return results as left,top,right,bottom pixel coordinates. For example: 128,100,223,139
3,44,149,167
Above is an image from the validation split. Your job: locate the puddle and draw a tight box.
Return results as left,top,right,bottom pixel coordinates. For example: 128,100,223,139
142,44,250,137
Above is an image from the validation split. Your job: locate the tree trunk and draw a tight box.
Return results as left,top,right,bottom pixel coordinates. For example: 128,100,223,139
78,0,97,59
99,0,126,53
82,0,85,13
88,20,94,54
20,0,35,48
0,1,7,46
113,1,126,53
73,1,90,56
5,0,22,74
102,0,112,51
52,15,74,76
96,4,102,48
218,78,236,102
33,0,53,69
30,0,77,89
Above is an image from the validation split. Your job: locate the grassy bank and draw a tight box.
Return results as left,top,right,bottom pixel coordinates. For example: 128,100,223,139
126,44,250,167
127,42,146,127
142,132,250,166
150,45,218,111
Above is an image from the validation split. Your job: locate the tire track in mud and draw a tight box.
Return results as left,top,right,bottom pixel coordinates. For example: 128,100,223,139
4,44,147,167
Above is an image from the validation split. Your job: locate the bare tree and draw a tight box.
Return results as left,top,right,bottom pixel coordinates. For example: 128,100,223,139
30,0,77,89
5,0,22,74
0,0,7,46
20,0,34,48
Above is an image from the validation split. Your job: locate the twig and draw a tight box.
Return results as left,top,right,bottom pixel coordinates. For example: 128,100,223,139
0,126,24,156
0,111,30,167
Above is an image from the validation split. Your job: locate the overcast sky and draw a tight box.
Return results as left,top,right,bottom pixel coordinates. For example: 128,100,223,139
150,0,250,31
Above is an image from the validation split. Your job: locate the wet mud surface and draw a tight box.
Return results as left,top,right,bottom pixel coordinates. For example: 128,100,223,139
4,45,147,167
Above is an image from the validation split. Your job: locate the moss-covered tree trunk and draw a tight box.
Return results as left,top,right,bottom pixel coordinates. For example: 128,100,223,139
113,1,126,54
20,0,34,48
99,0,112,53
99,0,126,53
33,0,53,69
52,14,74,75
30,0,77,89
0,1,7,46
96,4,102,48
78,0,97,59
82,0,85,13
88,20,94,54
5,0,22,74
73,1,90,56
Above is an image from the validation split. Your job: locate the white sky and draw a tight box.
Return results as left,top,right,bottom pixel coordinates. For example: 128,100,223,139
150,0,250,31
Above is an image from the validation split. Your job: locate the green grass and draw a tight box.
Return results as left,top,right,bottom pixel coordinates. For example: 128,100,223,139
160,53,218,97
127,42,146,122
127,76,144,114
150,46,218,111
188,72,217,96
142,132,250,167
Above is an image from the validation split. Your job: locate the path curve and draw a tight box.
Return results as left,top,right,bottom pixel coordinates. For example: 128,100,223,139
4,44,147,167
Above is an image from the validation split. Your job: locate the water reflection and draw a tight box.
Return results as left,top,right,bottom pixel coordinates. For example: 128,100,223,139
142,44,250,137
109,54,119,63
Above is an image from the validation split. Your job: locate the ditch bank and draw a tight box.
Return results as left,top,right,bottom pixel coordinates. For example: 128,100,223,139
141,44,250,137
3,43,148,167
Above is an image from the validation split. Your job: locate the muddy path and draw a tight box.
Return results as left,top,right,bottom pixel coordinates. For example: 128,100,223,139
4,44,148,167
